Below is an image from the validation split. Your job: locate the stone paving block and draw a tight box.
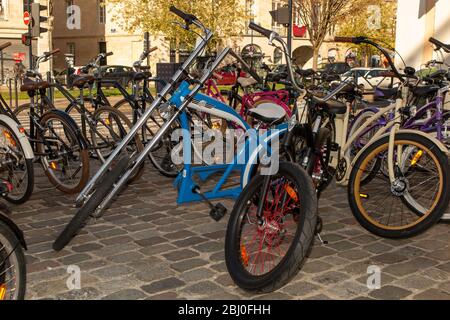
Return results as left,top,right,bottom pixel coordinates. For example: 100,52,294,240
281,281,320,297
102,289,147,300
368,285,412,300
170,258,209,272
163,249,199,262
141,277,185,294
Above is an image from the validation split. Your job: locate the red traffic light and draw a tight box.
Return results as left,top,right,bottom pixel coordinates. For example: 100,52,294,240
22,33,32,46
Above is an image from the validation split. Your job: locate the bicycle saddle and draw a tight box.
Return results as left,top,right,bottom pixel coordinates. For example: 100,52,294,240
410,84,440,98
311,96,346,115
132,72,146,82
375,87,399,100
296,68,315,77
238,77,258,88
247,102,287,125
20,78,50,92
71,75,95,88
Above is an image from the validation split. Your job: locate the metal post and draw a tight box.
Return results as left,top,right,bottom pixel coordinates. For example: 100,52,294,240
14,78,18,109
287,0,293,56
8,78,12,108
28,0,34,70
0,51,4,84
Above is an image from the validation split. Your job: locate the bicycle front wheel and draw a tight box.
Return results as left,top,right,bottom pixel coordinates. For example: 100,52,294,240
53,155,129,251
348,133,450,238
225,162,317,292
0,221,26,300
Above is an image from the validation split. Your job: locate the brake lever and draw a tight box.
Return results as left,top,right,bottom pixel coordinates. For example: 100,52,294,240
172,21,189,31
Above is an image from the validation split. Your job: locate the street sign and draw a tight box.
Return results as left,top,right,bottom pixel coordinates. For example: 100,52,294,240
23,11,31,26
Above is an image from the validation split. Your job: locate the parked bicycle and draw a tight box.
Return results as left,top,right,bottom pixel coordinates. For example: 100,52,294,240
0,198,26,300
12,49,90,194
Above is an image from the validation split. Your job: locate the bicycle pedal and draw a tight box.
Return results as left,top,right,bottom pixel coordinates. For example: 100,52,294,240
209,203,227,222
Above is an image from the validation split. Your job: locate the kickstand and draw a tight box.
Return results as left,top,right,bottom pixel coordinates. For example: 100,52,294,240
315,216,328,245
317,233,328,245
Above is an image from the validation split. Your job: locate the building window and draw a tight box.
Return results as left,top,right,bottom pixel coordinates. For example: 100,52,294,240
67,43,76,55
0,0,8,20
245,0,255,35
66,0,74,18
98,0,106,24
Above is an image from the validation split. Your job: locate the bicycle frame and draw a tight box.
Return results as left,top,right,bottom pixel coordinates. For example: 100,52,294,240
75,22,215,207
334,83,448,185
171,80,287,204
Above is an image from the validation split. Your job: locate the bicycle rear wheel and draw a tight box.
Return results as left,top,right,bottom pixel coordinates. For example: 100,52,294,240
114,98,181,177
90,106,144,183
0,221,26,300
53,155,130,251
225,162,317,292
348,133,450,238
36,111,90,194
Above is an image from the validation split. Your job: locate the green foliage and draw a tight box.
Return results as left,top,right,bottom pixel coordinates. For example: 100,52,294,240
106,0,248,52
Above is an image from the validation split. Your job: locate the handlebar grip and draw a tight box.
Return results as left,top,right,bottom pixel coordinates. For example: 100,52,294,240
105,52,114,57
50,48,60,55
248,22,273,39
334,36,356,43
149,46,158,54
170,6,197,23
429,37,444,48
0,42,12,51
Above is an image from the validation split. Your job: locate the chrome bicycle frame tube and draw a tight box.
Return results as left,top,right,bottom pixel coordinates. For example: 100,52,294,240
76,27,213,205
91,48,232,215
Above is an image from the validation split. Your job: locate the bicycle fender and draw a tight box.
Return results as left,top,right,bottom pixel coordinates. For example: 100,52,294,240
242,128,288,188
0,114,34,160
351,129,449,168
0,212,27,250
48,109,89,150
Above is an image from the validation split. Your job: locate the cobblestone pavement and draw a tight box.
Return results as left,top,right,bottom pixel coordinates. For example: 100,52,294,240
9,160,450,300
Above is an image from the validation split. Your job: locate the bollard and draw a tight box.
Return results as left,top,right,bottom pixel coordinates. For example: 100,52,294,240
14,78,18,109
8,78,12,108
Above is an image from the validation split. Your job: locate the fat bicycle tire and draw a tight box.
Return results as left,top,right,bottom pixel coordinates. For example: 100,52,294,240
225,162,317,292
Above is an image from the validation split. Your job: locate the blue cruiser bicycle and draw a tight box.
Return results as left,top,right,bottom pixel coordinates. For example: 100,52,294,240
53,7,318,292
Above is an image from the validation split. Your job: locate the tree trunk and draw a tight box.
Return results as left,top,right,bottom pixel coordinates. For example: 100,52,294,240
312,47,320,70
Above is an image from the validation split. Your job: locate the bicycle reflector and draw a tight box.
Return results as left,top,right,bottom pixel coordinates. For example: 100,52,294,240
240,244,249,267
411,150,423,166
284,184,299,202
0,284,6,300
50,161,58,170
3,131,16,146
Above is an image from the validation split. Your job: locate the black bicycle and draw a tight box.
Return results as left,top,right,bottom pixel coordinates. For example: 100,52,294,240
0,183,27,300
11,49,90,194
